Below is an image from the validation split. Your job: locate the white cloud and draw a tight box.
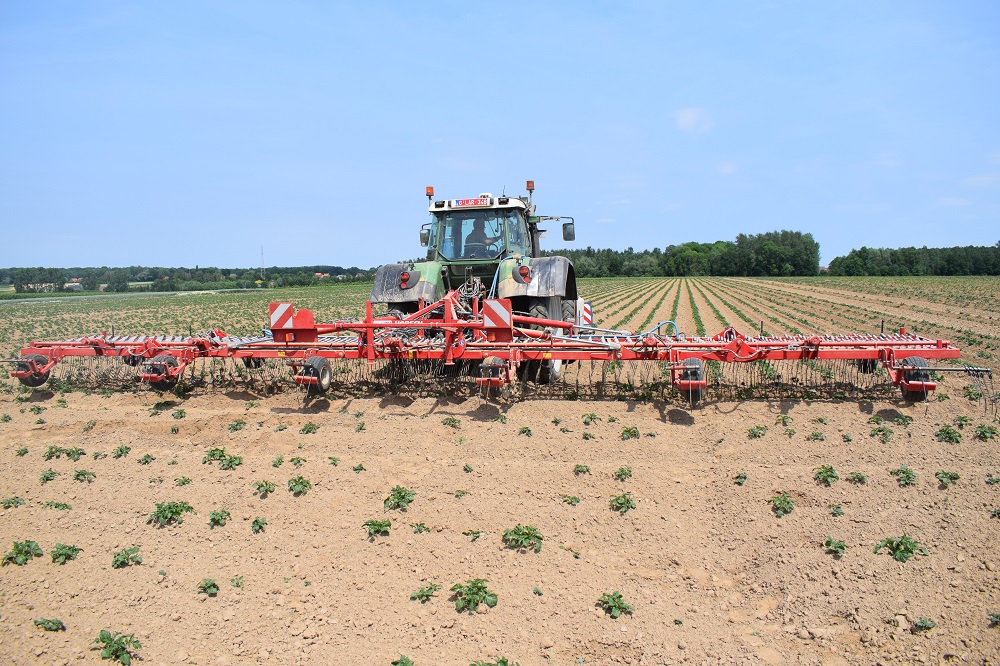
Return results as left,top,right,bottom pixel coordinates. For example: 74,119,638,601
674,107,713,135
938,197,970,207
718,161,736,175
964,174,1000,186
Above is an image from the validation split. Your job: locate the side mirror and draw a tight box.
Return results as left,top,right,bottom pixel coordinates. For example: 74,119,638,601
419,229,430,247
562,222,576,242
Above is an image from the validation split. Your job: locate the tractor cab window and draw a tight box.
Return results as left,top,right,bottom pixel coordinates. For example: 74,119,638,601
436,210,506,260
504,209,529,255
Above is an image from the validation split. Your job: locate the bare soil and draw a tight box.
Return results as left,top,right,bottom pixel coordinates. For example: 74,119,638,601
2,382,999,666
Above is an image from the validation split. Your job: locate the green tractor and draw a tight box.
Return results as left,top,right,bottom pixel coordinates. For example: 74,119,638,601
370,180,579,383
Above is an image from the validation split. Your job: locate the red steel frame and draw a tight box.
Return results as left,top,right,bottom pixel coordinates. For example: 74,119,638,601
10,290,963,396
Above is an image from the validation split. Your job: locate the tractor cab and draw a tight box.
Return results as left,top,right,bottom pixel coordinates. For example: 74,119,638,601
424,198,530,262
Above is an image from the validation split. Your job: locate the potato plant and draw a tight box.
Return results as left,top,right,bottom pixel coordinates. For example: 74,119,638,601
252,479,276,496
198,578,219,596
208,509,231,528
384,485,415,510
874,534,928,562
410,582,441,603
251,517,267,534
814,465,839,485
93,630,142,665
364,519,391,537
769,493,795,518
890,465,917,487
147,501,195,527
288,476,312,496
50,544,81,564
2,497,26,509
3,540,43,566
450,578,497,613
502,524,543,552
597,591,633,618
34,617,66,631
609,492,635,514
112,546,142,569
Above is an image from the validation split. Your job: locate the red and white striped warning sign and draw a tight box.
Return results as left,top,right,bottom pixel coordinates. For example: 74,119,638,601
269,303,295,329
578,300,593,326
482,299,512,328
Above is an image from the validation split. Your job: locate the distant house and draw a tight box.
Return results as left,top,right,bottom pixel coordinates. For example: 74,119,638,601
314,272,331,279
64,283,83,291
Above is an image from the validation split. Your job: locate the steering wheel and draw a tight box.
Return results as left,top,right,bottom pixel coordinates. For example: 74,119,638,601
464,242,486,258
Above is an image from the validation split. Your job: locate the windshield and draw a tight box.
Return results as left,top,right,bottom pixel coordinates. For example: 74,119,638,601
434,209,524,260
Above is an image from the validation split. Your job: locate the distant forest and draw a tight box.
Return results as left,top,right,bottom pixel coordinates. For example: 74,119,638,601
3,235,999,295
826,244,1000,276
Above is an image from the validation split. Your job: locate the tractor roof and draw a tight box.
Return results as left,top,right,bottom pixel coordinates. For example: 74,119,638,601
428,194,530,214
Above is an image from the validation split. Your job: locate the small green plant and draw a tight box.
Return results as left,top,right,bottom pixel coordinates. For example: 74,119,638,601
502,524,543,552
3,540,43,566
363,519,391,537
16,447,28,456
411,522,429,534
533,586,543,596
935,425,961,443
174,476,192,486
442,416,460,429
596,591,633,618
747,425,767,439
562,495,580,506
64,447,85,461
384,485,415,510
869,425,893,443
198,578,219,596
952,415,972,429
408,581,442,603
829,503,843,517
251,517,267,534
775,415,792,426
560,545,581,559
454,489,469,498
218,454,242,470
1,497,25,509
847,471,867,484
227,419,246,432
111,445,131,459
0,413,10,423
391,657,414,666
989,612,1000,627
582,431,594,440
733,471,748,486
73,469,95,483
609,492,635,514
814,465,839,485
911,617,936,632
842,433,853,442
352,463,365,473
987,473,1000,486
824,536,846,555
976,424,999,441
890,465,917,487
92,630,142,665
83,420,96,432
253,479,276,496
583,413,601,426
271,455,284,468
230,576,244,588
111,546,142,569
327,456,340,466
450,578,497,613
769,493,795,518
49,543,82,564
274,423,287,432
806,431,826,441
92,451,107,459
147,501,195,527
44,445,63,460
355,421,365,432
300,421,319,434
551,417,562,425
29,405,46,415
874,534,928,562
148,477,163,485
990,507,1000,519
613,466,633,481
44,501,72,510
208,509,231,528
573,464,590,475
40,469,58,484
34,617,66,631
287,476,312,496
518,426,532,437
935,470,960,486
813,417,828,425
172,408,185,419
463,463,473,473
495,414,508,424
621,426,639,440
463,529,481,541
137,454,155,465
290,456,306,468
963,384,984,400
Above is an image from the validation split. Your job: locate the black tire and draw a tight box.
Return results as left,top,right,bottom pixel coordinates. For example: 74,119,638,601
520,297,565,385
680,358,705,406
148,355,179,392
16,353,50,388
303,356,332,395
561,298,576,326
900,356,930,402
123,354,144,367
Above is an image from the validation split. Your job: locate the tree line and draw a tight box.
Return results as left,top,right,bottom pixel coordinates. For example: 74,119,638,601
826,243,1000,276
0,265,374,294
547,230,820,278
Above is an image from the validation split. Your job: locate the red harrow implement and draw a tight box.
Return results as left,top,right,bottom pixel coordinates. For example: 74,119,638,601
7,289,993,407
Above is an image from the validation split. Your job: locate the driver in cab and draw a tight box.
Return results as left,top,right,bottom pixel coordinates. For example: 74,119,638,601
465,219,501,256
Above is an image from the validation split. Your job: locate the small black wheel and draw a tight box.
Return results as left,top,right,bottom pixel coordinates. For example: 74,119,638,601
680,358,705,406
148,355,179,392
900,356,929,402
16,353,50,388
303,356,332,395
122,354,144,367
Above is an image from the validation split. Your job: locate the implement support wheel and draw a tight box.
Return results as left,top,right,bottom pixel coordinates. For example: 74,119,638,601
148,355,179,392
303,356,332,395
681,358,705,406
900,356,930,402
16,354,50,388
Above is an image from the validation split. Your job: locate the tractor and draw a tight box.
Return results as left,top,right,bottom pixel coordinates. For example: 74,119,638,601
369,180,578,383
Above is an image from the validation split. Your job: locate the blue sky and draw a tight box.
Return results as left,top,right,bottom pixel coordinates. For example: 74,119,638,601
1,1,998,269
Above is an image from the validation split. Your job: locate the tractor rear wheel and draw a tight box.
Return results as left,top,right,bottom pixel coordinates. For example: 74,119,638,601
681,358,705,406
900,356,930,402
148,355,179,392
520,297,570,385
16,354,50,388
303,356,332,395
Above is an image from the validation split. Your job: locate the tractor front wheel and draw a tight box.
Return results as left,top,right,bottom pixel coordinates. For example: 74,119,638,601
519,297,571,385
